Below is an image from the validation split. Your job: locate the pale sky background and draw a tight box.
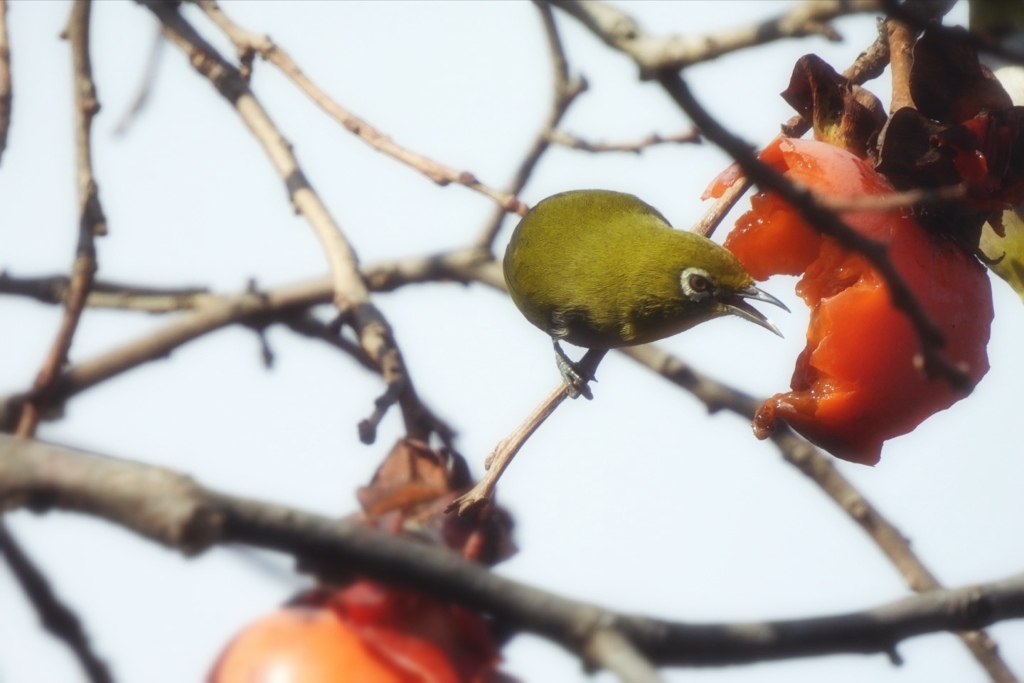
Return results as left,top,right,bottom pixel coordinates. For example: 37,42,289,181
1,2,1022,682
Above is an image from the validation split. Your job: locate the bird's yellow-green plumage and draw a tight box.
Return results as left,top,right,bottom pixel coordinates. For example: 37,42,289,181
504,190,779,350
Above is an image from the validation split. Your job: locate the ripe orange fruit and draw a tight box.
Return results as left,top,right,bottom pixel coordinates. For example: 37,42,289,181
717,138,993,464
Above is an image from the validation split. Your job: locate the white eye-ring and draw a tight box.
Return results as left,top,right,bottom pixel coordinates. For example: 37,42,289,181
680,267,714,302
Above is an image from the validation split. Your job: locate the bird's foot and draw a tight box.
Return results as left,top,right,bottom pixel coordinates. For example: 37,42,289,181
554,342,595,400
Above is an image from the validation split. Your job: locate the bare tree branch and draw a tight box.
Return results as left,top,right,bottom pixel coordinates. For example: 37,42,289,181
3,10,111,677
474,1,587,251
112,23,163,137
0,279,336,431
547,128,700,154
694,19,891,238
0,273,215,312
0,247,506,433
144,0,436,443
2,434,1023,673
5,246,1012,678
549,0,881,74
448,348,607,516
16,0,105,438
0,0,11,162
192,0,526,217
0,246,500,314
0,273,468,447
886,13,917,113
583,628,664,683
619,344,1018,683
0,522,114,683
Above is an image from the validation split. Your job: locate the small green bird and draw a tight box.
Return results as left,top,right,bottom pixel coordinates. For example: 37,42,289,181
504,190,787,398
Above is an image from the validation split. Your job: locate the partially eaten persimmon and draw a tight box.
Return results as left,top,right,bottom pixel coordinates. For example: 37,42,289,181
714,138,993,465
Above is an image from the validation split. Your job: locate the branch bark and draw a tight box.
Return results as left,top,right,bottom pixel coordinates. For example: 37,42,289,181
474,1,587,251
3,433,1023,672
16,0,105,438
144,0,432,443
0,0,11,162
193,0,526,217
549,0,880,74
0,522,113,683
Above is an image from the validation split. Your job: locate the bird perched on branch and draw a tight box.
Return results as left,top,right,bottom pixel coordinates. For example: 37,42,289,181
503,190,787,398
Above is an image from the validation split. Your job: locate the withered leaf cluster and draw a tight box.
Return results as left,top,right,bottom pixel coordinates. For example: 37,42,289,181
783,26,1024,251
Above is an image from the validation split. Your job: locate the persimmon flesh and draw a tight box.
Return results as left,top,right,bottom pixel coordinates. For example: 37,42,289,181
717,138,992,464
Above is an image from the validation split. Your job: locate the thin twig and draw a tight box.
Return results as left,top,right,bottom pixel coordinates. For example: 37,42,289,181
547,128,700,154
0,249,504,433
16,0,105,438
0,273,215,312
3,433,1024,671
474,1,587,251
0,247,499,315
0,0,11,162
0,279,346,431
0,521,114,683
112,23,164,136
192,0,525,216
447,3,595,512
692,170,751,238
279,311,378,373
0,274,465,446
448,349,607,516
693,21,892,238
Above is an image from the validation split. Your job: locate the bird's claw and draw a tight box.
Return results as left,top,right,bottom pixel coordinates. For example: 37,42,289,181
555,351,595,400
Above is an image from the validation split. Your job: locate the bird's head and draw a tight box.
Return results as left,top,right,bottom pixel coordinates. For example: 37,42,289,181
673,234,788,336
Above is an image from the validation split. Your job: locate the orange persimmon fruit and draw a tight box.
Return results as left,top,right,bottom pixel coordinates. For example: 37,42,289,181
209,604,405,683
711,137,992,464
209,580,503,683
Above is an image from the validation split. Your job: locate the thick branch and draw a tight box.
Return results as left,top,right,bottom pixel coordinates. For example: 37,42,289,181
2,434,1023,671
549,0,880,74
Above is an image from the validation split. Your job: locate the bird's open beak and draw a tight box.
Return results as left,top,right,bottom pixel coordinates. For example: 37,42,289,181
724,284,789,337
